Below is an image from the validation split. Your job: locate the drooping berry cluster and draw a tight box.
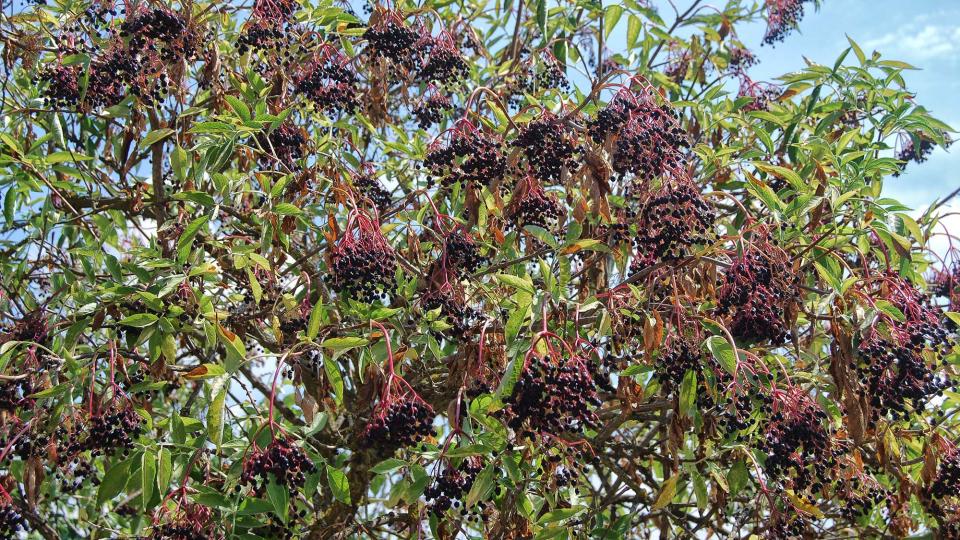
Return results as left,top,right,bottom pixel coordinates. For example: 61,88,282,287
353,171,392,213
151,503,221,540
762,0,813,46
241,436,316,496
422,123,507,189
738,76,781,112
630,176,715,268
0,503,27,538
37,64,81,108
727,46,759,73
512,111,580,181
327,209,397,303
893,134,948,177
364,11,419,68
930,448,960,505
418,37,468,85
506,176,562,231
587,87,689,183
425,457,484,514
294,49,361,115
500,338,601,441
256,122,306,166
413,91,453,129
87,404,144,456
0,379,34,413
120,7,199,63
854,273,955,423
443,226,486,276
361,397,435,454
759,388,837,493
716,233,799,345
652,334,703,392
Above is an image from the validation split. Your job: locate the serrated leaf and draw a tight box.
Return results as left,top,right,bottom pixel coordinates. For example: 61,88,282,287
266,479,289,523
324,356,344,405
141,451,157,511
327,465,350,504
705,336,737,376
97,458,131,505
604,5,624,39
184,363,226,380
679,370,697,418
207,376,229,448
495,273,535,294
140,128,174,149
465,463,495,507
371,458,407,474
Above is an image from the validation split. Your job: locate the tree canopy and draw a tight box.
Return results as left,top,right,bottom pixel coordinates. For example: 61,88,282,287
0,0,958,538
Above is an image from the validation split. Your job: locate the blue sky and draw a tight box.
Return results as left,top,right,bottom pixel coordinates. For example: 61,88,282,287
730,0,960,210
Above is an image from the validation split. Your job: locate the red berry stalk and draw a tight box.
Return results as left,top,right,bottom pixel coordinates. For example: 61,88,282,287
327,207,398,303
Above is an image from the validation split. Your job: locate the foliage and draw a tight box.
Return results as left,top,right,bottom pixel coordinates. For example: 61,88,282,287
0,0,958,538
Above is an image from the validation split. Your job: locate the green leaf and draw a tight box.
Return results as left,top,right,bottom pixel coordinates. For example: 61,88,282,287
266,479,290,523
324,356,344,405
177,215,210,262
371,458,407,474
495,273,535,294
157,448,172,495
705,336,737,376
207,376,229,448
321,337,369,351
537,506,584,523
119,314,158,328
306,301,324,340
327,465,351,504
273,202,302,216
679,370,697,418
97,458,131,505
604,5,624,39
139,128,174,149
224,95,252,121
465,463,495,507
141,451,157,511
626,14,641,49
535,0,546,38
184,363,227,380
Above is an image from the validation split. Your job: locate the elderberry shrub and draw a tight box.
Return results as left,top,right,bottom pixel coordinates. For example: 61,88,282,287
88,404,144,456
424,457,484,515
241,436,316,497
716,235,799,345
506,176,562,231
151,503,221,540
762,0,813,46
85,47,137,110
630,177,715,268
361,398,435,455
892,135,950,177
587,93,638,144
0,503,27,538
0,379,33,413
499,353,601,441
418,38,468,85
738,77,781,112
413,92,453,129
930,449,960,508
512,112,580,181
767,511,811,539
120,7,199,64
838,480,889,522
294,52,361,115
255,122,306,166
652,335,703,392
327,211,398,303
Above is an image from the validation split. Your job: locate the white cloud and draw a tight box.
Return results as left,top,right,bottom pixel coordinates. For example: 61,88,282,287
863,15,960,61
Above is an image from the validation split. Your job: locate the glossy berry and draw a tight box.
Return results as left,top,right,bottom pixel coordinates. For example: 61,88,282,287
512,111,579,181
241,436,316,497
327,210,397,303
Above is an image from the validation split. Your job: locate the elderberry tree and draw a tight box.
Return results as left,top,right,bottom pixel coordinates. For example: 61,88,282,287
0,0,959,537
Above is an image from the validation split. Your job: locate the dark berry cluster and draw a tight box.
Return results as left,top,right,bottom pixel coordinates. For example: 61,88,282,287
422,125,506,189
326,211,397,303
762,0,813,46
413,92,453,129
353,172,392,213
240,437,316,497
588,88,689,183
512,112,580,181
84,47,138,109
364,14,419,68
759,389,837,493
424,457,484,515
838,480,889,521
120,7,199,63
256,122,306,166
252,0,300,23
87,404,144,456
294,50,360,115
893,135,947,177
930,449,960,504
738,77,781,112
151,503,221,540
506,176,562,231
630,177,715,268
727,46,759,72
361,397,435,454
0,379,34,413
443,226,486,275
418,38,468,85
652,335,703,392
500,352,601,441
37,64,81,108
767,511,810,539
717,237,799,345
0,503,27,538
